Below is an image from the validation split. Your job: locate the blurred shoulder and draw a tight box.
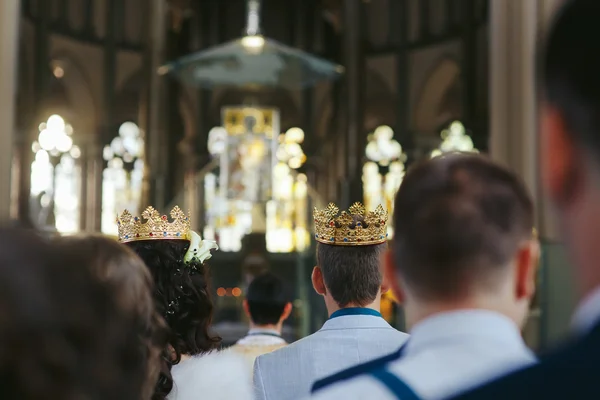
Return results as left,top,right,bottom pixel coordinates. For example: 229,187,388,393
170,351,253,400
451,338,599,399
259,331,321,357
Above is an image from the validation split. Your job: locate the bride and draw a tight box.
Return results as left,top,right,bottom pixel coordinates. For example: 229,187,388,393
118,206,252,400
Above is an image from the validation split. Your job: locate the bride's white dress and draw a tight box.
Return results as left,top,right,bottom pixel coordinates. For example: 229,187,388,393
167,351,253,400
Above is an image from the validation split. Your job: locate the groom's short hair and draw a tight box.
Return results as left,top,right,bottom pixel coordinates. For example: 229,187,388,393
317,238,386,308
392,153,534,301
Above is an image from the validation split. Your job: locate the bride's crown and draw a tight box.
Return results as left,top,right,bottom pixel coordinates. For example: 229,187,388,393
313,202,388,246
117,206,191,244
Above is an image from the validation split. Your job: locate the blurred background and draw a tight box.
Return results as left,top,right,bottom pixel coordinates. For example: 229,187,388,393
0,0,571,348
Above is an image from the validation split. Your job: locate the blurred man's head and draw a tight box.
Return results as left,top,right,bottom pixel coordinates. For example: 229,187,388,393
244,273,292,329
0,228,149,400
539,0,600,296
313,238,387,312
386,154,538,327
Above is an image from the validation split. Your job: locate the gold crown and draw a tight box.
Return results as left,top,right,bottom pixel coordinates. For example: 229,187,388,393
117,206,191,244
313,202,388,246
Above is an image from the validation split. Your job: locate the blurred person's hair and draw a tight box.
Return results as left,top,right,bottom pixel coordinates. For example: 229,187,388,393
541,1,600,165
392,153,534,300
56,235,167,400
246,272,290,325
127,240,221,399
316,231,387,307
0,227,149,400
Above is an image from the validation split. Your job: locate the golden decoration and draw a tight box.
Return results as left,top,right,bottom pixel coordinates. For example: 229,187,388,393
223,107,275,138
313,202,388,246
117,206,191,244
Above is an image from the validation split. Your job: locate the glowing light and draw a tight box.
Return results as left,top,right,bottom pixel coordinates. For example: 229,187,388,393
363,126,406,234
241,35,265,49
119,122,140,138
208,126,227,155
217,287,226,297
47,115,65,132
232,287,242,297
38,129,54,151
35,149,50,164
56,134,73,153
285,127,304,143
288,156,303,170
365,125,404,165
274,162,290,178
103,145,114,161
110,137,125,154
431,121,478,158
70,146,81,159
276,127,306,169
53,66,64,79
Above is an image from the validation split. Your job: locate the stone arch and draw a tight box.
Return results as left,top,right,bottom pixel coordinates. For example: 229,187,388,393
363,68,396,132
314,67,396,140
114,68,143,126
44,52,97,137
413,57,461,135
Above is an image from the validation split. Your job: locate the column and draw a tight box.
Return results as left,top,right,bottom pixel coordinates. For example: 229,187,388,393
140,0,167,210
339,0,365,209
0,0,20,220
489,0,566,349
489,0,561,240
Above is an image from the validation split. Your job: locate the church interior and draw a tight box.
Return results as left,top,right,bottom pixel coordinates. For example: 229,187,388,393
1,0,572,348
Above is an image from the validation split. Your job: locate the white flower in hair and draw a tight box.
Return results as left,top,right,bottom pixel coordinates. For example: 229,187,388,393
184,231,219,264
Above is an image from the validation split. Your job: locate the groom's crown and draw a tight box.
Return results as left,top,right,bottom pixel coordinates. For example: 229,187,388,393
313,202,388,246
117,205,191,244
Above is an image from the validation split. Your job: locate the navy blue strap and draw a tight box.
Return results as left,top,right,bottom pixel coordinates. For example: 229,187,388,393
329,307,382,319
370,368,421,400
311,344,407,393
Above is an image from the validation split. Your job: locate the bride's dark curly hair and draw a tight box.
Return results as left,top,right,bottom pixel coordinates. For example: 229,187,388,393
127,239,221,399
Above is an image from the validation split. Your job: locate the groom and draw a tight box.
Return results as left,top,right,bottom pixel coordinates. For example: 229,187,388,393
253,202,408,400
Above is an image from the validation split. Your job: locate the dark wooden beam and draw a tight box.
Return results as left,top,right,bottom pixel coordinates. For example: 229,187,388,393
57,0,69,27
419,0,430,39
365,18,487,56
103,0,117,145
339,0,365,208
461,0,477,129
396,0,411,158
83,0,95,35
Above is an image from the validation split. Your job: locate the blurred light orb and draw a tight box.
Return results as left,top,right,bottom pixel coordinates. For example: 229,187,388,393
47,115,65,132
70,146,81,159
274,162,290,178
110,137,125,154
119,122,140,138
103,145,114,161
56,134,73,153
362,161,379,176
35,149,50,164
241,35,265,50
38,129,54,151
374,125,393,141
285,127,305,143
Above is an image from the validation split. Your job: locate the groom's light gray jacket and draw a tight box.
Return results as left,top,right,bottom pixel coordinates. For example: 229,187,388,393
253,314,408,400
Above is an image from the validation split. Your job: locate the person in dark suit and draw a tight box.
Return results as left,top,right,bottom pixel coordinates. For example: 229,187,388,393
450,0,600,398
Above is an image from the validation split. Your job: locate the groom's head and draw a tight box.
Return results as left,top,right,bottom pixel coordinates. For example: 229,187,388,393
312,237,387,309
